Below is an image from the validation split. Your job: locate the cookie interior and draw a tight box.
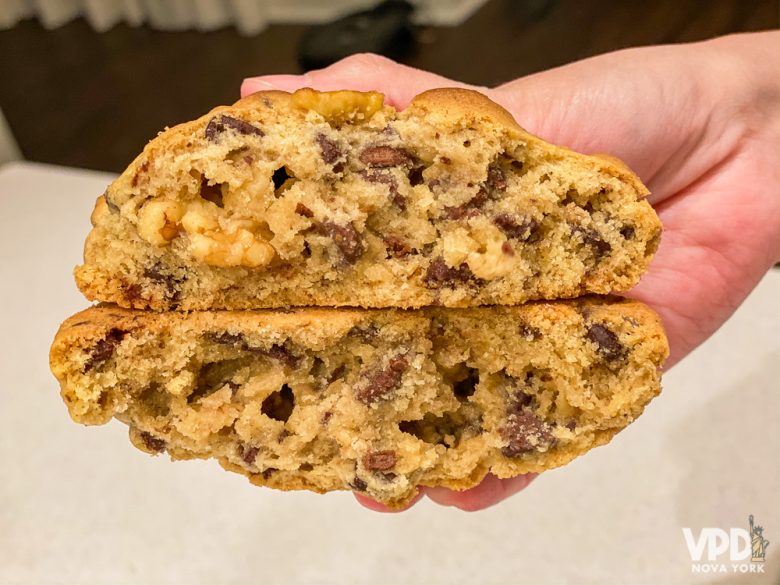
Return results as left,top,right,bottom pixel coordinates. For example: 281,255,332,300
76,88,661,310
51,300,668,507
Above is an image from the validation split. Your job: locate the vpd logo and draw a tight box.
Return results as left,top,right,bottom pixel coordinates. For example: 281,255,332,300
682,515,770,574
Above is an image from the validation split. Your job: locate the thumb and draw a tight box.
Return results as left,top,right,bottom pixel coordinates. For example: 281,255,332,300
241,53,483,109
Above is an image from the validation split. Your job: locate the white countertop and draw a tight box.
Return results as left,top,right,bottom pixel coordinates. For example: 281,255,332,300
1,161,777,585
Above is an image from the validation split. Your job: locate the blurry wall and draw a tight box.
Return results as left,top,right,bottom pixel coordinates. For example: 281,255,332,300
0,0,776,172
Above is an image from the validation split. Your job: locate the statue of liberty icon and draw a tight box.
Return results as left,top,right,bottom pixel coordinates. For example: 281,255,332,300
749,515,770,562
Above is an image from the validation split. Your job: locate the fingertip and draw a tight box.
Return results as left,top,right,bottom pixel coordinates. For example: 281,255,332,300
241,75,308,97
426,473,537,512
353,489,424,513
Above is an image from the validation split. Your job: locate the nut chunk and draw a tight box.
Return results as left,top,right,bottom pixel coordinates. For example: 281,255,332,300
292,88,384,124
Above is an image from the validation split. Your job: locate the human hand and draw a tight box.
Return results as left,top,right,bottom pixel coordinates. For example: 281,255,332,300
242,31,780,511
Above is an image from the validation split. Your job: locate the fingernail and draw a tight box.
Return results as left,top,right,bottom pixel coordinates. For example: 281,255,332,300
244,75,306,91
242,79,281,90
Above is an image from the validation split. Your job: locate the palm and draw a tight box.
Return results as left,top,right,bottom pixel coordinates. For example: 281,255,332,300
242,33,779,510
492,42,780,367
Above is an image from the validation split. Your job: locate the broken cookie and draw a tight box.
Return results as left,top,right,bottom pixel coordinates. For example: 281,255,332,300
74,88,661,310
49,297,668,508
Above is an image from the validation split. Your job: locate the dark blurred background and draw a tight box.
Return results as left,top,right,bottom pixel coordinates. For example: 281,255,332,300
0,0,776,173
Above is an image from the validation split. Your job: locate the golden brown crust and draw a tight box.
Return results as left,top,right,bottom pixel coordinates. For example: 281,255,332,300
408,88,649,199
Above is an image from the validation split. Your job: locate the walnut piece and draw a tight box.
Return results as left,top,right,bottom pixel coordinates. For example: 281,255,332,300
138,200,185,245
291,88,384,124
181,202,275,268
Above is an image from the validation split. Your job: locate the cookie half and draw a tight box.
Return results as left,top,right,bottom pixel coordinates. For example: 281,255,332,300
50,299,668,507
75,88,661,310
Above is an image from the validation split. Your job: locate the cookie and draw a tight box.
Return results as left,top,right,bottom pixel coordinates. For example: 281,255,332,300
49,298,668,507
74,88,661,310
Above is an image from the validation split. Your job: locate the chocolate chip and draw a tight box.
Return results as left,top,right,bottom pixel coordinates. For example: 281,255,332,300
349,324,379,341
383,234,413,259
486,164,507,192
261,385,295,422
508,388,536,412
360,170,405,210
199,177,224,207
295,202,314,218
359,145,412,168
441,189,489,220
502,372,540,414
83,328,127,372
620,225,636,240
315,133,343,165
356,355,409,404
321,411,333,425
518,322,542,340
501,411,555,457
571,225,612,258
349,477,368,491
564,420,577,431
439,156,452,165
586,323,626,361
143,263,182,302
261,468,277,480
266,344,300,369
363,450,396,471
494,214,540,242
123,283,143,303
442,203,481,220
205,114,264,141
277,429,291,442
423,257,477,288
239,444,259,465
207,332,300,368
315,221,365,264
140,431,166,453
208,331,247,347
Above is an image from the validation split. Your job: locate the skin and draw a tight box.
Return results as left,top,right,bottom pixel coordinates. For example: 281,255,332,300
242,31,780,512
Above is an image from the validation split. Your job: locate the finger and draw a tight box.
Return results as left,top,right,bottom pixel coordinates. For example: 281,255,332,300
425,473,537,512
353,489,424,513
241,53,482,109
